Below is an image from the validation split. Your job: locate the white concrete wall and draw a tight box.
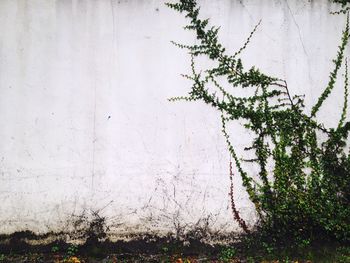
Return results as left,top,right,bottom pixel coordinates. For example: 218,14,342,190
0,0,348,238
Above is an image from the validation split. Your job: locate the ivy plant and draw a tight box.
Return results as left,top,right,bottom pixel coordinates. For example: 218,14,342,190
333,0,350,7
167,0,350,243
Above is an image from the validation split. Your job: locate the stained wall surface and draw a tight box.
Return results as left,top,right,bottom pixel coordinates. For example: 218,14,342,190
0,0,348,237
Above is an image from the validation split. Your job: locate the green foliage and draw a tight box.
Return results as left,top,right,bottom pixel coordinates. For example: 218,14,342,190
333,0,350,7
337,246,350,263
331,0,350,14
66,244,78,257
311,17,349,117
218,247,236,262
167,0,350,243
51,244,59,253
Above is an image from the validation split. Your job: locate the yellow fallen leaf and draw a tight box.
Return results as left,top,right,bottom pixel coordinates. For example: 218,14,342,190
66,256,81,263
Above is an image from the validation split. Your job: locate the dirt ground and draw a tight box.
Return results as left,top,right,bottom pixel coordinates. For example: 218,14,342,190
0,231,349,263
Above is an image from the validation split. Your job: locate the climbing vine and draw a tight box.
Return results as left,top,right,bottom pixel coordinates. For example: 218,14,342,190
333,0,350,7
167,0,350,243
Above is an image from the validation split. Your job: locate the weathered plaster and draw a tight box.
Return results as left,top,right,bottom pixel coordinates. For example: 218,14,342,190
0,0,348,240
